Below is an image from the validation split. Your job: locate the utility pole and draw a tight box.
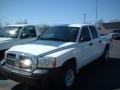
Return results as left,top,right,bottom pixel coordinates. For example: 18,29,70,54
83,13,86,24
95,0,99,25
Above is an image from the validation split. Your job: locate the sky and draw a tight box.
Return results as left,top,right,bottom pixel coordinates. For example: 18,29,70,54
0,0,120,25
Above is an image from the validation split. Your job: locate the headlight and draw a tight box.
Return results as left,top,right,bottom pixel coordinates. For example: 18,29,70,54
19,58,35,71
37,57,56,68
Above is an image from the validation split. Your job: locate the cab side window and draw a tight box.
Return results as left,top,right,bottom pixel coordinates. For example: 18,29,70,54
20,26,37,39
79,27,91,42
89,26,98,39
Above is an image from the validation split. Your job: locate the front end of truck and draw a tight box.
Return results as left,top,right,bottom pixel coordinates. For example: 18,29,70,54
0,51,62,86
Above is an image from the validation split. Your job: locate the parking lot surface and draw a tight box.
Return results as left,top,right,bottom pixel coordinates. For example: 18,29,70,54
0,40,120,90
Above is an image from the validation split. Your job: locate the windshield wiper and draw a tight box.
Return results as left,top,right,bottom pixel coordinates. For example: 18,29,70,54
38,37,68,42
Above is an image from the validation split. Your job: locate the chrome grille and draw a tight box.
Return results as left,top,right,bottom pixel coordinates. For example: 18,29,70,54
6,53,16,59
6,53,17,67
5,53,34,72
6,59,16,66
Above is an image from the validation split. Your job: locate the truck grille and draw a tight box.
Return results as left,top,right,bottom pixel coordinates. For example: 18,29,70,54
5,53,34,72
7,53,16,59
6,53,17,67
6,59,16,66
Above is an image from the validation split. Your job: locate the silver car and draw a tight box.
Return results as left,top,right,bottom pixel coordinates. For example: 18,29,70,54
112,30,120,39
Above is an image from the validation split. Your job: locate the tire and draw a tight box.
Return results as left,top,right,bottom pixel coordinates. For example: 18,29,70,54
60,62,76,90
101,47,109,62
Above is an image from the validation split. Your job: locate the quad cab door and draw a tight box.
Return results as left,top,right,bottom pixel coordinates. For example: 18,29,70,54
77,26,94,68
88,26,103,60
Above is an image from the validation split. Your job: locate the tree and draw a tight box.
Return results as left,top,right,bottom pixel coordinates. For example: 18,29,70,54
97,19,104,30
0,20,2,27
110,19,120,22
39,24,50,33
0,22,2,27
5,22,10,25
15,19,28,24
97,19,104,26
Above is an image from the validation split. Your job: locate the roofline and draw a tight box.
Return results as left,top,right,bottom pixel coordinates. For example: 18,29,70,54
51,23,94,28
5,24,36,27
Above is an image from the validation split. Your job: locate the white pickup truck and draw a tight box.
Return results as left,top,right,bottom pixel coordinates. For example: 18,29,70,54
0,24,40,60
0,24,112,89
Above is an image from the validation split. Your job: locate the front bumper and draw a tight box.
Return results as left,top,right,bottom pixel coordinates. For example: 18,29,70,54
0,64,62,86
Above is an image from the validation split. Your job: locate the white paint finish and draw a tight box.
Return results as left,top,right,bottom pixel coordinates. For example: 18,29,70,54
0,37,13,42
68,24,90,28
4,24,112,74
8,40,75,56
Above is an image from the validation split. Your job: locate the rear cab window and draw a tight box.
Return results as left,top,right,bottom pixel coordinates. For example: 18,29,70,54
89,26,99,39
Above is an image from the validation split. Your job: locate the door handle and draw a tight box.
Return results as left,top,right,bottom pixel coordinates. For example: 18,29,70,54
89,43,93,46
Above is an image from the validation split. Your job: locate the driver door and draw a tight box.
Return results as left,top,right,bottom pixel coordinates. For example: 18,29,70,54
77,26,94,68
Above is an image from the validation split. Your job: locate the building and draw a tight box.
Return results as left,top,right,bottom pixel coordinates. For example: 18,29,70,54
100,22,120,35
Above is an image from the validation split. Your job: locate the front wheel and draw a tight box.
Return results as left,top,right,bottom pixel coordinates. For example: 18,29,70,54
60,63,76,90
64,69,75,88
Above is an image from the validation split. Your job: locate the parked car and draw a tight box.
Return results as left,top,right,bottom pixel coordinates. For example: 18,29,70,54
112,29,120,39
0,24,112,89
0,24,40,60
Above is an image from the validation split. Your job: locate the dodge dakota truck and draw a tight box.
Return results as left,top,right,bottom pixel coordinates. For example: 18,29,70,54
0,24,112,89
0,24,40,60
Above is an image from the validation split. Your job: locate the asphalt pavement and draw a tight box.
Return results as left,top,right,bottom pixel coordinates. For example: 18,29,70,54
0,40,120,90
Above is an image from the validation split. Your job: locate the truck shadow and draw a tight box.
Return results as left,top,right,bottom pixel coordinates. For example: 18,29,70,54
11,57,120,90
0,74,8,80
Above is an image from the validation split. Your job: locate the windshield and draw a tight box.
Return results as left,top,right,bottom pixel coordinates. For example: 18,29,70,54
0,26,21,38
38,26,79,42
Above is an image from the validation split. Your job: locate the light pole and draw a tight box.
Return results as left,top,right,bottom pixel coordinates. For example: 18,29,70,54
95,0,99,25
83,13,86,24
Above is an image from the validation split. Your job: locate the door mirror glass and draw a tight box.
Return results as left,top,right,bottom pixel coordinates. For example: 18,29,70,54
80,36,90,42
21,33,28,39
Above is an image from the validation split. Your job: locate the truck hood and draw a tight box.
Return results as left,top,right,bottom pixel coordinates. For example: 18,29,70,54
0,37,15,50
0,37,13,43
8,40,76,56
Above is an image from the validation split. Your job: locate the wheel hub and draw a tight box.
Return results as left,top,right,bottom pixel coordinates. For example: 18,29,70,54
65,69,75,88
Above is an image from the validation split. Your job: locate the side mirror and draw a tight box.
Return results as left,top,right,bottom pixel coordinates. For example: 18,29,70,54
22,33,27,37
80,36,90,42
20,33,28,39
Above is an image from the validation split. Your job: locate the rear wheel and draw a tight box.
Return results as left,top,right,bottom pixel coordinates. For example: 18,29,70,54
101,47,109,62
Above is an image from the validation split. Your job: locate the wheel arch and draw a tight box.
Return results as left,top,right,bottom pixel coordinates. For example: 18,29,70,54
105,43,110,50
62,57,77,73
